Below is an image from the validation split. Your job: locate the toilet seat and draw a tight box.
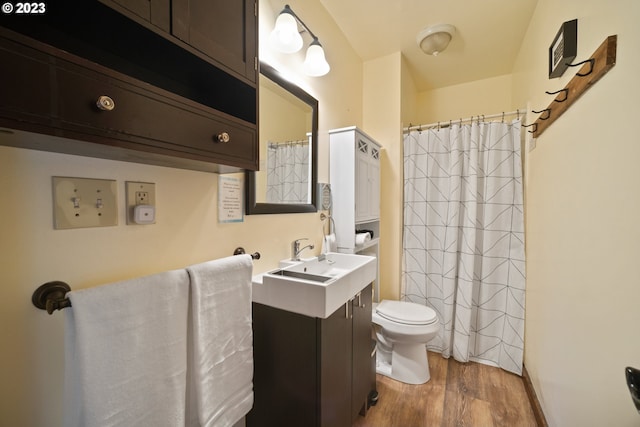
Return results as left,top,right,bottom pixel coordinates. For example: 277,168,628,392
375,300,437,326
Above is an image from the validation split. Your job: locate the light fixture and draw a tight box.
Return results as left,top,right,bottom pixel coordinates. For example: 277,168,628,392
416,24,456,56
270,4,330,76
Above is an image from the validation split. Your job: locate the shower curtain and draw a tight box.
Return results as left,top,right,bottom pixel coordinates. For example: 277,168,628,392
266,141,310,203
402,119,525,375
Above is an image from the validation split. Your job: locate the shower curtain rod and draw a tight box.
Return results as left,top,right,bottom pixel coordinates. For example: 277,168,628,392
268,139,309,146
403,108,526,133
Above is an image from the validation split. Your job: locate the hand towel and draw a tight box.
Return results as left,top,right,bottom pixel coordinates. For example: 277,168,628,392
186,255,254,427
63,269,190,427
321,233,336,254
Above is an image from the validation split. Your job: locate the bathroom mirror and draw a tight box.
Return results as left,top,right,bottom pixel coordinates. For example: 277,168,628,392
246,62,318,214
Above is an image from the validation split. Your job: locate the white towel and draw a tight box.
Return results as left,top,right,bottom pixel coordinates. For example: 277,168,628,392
64,269,190,427
186,255,254,427
321,233,336,254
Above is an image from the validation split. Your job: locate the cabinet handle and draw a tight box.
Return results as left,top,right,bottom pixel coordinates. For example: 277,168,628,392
96,96,115,111
345,302,352,319
215,132,231,143
357,292,365,308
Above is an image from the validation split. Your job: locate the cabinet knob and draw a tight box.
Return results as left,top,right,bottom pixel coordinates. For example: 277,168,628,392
96,96,115,111
215,132,231,143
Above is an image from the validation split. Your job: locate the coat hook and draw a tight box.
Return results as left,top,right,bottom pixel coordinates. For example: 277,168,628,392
566,58,595,77
545,88,569,102
532,108,551,120
523,122,537,134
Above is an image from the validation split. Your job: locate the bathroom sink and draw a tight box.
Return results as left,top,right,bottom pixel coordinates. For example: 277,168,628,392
269,268,333,283
252,252,377,319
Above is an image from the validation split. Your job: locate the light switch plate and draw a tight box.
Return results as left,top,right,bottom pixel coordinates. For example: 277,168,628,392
52,177,118,229
126,181,156,225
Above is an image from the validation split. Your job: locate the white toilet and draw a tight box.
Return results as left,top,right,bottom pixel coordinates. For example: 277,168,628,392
372,300,439,384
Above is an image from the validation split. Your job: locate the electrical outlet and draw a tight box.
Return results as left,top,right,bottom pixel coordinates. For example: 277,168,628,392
135,191,149,205
126,181,156,224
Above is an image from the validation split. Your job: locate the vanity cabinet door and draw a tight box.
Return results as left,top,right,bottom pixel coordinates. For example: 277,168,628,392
319,302,353,427
352,284,374,420
249,303,318,427
172,0,257,82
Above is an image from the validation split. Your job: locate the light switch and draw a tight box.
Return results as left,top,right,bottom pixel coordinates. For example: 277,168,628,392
52,177,118,229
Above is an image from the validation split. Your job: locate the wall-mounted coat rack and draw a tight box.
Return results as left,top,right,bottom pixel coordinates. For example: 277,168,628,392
530,35,617,138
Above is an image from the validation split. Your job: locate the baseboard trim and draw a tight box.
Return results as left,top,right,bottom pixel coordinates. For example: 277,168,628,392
522,365,549,427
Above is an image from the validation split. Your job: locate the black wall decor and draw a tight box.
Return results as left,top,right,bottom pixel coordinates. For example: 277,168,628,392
549,19,578,78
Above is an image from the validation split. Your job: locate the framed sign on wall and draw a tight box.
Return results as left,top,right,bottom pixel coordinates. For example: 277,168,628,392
549,19,578,78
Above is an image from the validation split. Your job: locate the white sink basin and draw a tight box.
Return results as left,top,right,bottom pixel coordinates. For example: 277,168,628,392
252,252,377,318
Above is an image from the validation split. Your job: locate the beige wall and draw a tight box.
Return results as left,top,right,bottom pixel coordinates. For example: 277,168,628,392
513,0,640,425
416,74,516,125
362,53,403,300
0,1,363,425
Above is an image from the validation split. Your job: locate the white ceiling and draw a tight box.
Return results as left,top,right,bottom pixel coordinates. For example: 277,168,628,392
319,0,539,91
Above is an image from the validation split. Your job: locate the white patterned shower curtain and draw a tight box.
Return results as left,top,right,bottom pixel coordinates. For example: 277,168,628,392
402,119,526,375
266,141,310,203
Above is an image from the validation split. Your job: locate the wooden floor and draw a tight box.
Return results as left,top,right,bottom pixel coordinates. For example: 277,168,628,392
353,351,538,427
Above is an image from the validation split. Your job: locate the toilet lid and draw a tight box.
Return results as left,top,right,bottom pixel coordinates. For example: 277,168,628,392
376,300,438,325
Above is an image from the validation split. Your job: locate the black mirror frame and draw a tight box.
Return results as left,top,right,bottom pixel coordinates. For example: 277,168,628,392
246,62,318,214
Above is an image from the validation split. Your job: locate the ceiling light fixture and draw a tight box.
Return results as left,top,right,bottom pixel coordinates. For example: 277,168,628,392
270,4,330,77
416,24,456,56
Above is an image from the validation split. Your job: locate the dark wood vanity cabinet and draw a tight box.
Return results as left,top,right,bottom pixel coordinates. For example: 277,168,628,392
0,0,258,172
249,284,374,427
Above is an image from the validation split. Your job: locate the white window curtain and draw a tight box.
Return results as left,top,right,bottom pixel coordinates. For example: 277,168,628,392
402,119,526,375
266,141,310,203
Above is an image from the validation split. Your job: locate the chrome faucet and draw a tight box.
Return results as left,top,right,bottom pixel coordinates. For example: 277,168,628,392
291,238,314,261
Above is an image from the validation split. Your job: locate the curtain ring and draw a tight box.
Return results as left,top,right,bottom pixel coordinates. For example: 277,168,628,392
566,58,595,77
545,88,569,102
532,108,551,120
501,112,505,123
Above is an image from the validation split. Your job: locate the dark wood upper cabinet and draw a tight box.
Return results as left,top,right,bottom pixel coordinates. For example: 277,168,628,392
173,0,257,82
0,0,258,172
101,0,171,33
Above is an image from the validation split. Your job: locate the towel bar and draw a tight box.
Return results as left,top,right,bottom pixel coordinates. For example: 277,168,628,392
32,281,72,314
233,247,261,259
33,252,260,315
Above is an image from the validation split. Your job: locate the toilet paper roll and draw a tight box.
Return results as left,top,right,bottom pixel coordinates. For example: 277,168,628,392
355,232,371,246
